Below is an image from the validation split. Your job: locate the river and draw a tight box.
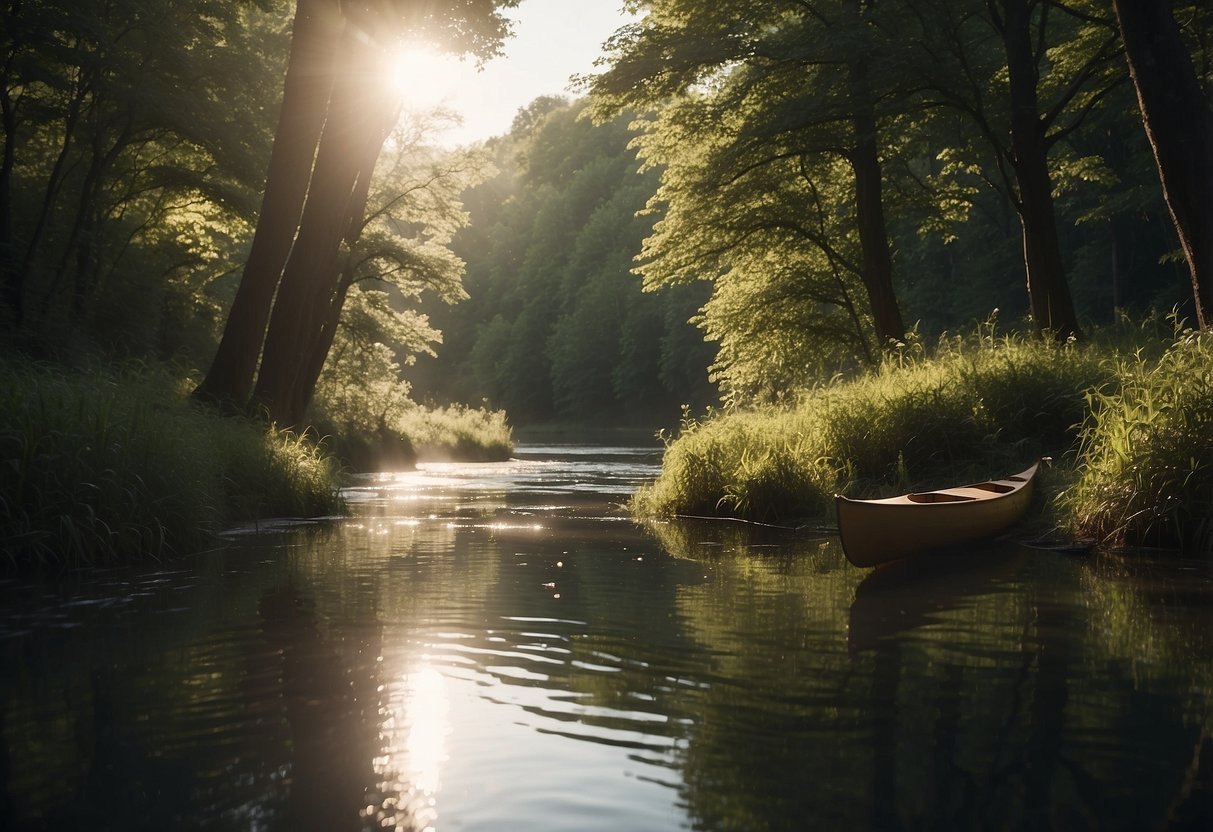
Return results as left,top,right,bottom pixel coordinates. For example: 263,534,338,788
1,444,1210,830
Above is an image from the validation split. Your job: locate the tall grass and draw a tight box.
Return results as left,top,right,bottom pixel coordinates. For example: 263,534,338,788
398,404,513,462
1060,330,1213,552
634,329,1111,522
0,360,343,567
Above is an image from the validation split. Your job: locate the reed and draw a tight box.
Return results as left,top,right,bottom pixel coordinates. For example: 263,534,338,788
0,360,344,567
1060,330,1213,552
634,329,1111,522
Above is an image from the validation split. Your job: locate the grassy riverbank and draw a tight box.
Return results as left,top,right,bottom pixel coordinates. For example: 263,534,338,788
1061,330,1213,552
635,327,1213,555
0,361,344,567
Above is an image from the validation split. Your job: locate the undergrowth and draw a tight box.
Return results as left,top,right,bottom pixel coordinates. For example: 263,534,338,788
398,404,513,462
0,360,344,567
633,328,1111,523
1060,329,1213,552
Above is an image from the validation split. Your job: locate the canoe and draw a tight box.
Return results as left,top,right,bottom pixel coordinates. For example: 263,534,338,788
835,461,1040,568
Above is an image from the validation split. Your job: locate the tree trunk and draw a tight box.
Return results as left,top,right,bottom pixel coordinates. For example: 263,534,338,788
45,124,128,326
192,0,341,409
0,86,18,325
845,0,905,348
1114,0,1213,329
19,71,90,328
851,123,905,347
294,160,382,414
252,25,390,427
1002,0,1081,339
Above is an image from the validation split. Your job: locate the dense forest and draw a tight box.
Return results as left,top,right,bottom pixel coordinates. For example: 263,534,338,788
3,0,1213,558
3,1,1210,424
412,0,1209,414
409,97,718,425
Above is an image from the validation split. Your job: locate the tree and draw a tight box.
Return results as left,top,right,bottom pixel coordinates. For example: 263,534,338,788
1,0,280,347
408,98,716,423
1113,0,1213,329
192,0,342,409
195,0,519,425
582,0,924,400
905,0,1123,338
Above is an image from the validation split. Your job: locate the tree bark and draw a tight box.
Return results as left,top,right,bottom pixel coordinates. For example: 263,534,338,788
1114,0,1213,329
192,0,341,409
1001,0,1081,339
845,0,906,348
851,115,905,346
252,25,391,427
0,80,18,325
294,159,382,414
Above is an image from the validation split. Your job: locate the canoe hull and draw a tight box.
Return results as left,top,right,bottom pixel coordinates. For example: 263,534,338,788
836,463,1039,568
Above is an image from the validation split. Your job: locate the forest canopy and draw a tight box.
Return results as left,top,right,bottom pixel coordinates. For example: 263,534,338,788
2,0,1211,428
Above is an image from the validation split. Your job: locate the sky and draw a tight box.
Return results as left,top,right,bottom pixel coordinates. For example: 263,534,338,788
404,0,639,146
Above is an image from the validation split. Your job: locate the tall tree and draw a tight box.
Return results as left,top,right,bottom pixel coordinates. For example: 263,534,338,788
1113,0,1213,329
906,0,1122,338
251,19,395,425
196,0,519,425
588,0,910,395
844,0,905,347
193,0,342,408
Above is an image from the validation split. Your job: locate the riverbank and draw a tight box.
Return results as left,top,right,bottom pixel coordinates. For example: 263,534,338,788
1,360,343,567
633,326,1213,555
0,360,516,567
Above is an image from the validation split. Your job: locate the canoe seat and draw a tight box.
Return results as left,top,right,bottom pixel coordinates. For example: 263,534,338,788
1005,476,1026,482
907,492,976,503
970,482,1014,493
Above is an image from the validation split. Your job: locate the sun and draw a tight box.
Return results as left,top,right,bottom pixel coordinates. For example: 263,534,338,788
387,41,466,113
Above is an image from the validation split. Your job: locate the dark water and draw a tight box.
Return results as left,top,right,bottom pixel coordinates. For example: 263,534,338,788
2,445,1211,831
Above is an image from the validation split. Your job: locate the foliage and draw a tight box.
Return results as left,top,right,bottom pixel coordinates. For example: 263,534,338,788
409,98,717,424
304,127,513,468
398,404,513,462
0,0,286,355
634,325,1111,521
1061,328,1213,551
588,0,906,389
0,359,343,567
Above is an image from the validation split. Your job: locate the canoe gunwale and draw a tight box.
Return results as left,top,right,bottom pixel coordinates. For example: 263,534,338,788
835,462,1041,568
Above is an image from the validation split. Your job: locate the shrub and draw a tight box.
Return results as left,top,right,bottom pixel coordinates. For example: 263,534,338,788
0,360,343,567
634,328,1111,521
398,404,514,462
1060,330,1213,552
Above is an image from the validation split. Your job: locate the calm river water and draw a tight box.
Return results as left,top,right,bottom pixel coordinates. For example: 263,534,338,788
2,445,1211,830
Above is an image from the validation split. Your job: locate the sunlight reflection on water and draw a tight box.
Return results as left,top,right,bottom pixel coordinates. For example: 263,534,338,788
371,666,450,832
2,445,1211,831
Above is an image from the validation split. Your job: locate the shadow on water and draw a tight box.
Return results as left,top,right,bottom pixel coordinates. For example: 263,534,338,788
0,446,1210,830
846,546,1022,653
257,584,382,832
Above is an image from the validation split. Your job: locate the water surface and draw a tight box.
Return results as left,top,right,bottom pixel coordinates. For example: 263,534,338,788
2,445,1211,830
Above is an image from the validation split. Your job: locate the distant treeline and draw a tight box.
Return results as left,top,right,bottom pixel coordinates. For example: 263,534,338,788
409,98,719,425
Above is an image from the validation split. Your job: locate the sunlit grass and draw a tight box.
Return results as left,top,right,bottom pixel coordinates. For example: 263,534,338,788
398,404,513,462
0,360,344,567
633,327,1111,523
1060,329,1213,552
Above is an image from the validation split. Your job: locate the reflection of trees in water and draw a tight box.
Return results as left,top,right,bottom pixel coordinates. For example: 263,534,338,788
648,522,1213,830
2,512,1211,830
258,583,384,831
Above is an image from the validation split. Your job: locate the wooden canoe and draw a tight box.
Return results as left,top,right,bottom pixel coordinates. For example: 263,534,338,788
835,461,1040,568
